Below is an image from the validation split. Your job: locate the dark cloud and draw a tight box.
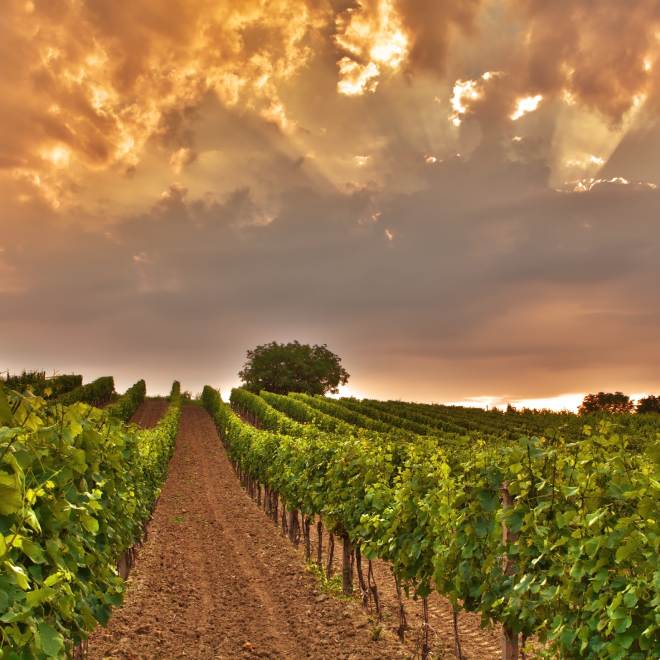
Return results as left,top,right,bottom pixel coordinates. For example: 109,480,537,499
512,0,660,123
1,142,658,400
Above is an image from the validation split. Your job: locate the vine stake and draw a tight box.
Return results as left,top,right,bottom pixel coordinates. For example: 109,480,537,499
501,482,519,660
367,560,381,619
421,597,430,660
393,572,407,641
452,603,464,660
316,519,323,567
326,533,335,578
341,533,353,595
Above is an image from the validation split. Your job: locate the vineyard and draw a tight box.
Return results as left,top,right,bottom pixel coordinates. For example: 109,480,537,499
0,375,658,658
213,388,659,659
0,378,180,657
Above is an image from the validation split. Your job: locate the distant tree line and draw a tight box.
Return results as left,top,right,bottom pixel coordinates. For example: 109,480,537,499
579,391,660,414
1,370,82,398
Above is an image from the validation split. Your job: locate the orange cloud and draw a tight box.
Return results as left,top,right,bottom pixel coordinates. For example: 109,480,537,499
0,0,327,207
1,0,658,212
334,0,409,95
512,0,660,122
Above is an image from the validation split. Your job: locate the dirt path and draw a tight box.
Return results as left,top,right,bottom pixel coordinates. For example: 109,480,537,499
129,399,169,428
89,404,408,659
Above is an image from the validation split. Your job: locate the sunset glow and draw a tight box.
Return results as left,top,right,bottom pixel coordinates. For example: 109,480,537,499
449,79,483,126
335,0,409,95
511,94,543,121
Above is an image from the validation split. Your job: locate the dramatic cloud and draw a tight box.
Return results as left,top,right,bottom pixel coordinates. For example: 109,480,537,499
1,0,659,404
2,142,659,401
512,0,660,122
1,0,326,207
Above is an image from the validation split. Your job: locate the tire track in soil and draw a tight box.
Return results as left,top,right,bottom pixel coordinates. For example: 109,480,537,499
89,404,408,659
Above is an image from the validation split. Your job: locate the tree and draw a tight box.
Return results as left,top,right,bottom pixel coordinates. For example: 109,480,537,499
636,395,660,414
238,341,350,395
578,391,634,415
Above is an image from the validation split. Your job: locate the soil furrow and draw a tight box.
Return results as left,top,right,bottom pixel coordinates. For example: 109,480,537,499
129,399,169,429
89,403,407,659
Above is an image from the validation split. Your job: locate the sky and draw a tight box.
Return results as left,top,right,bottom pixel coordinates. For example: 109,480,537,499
1,0,659,410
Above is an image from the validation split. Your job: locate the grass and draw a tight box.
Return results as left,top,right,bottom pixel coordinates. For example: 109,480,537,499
305,562,350,599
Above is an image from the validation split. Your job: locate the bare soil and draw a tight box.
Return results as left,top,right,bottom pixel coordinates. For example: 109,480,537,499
129,399,169,429
310,525,502,659
88,404,410,659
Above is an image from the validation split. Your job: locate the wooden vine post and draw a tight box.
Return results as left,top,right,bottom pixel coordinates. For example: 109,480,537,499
452,604,464,660
501,482,519,660
303,516,311,561
342,533,353,595
393,571,408,641
316,519,323,567
367,560,381,619
421,597,430,660
354,546,369,607
326,533,335,577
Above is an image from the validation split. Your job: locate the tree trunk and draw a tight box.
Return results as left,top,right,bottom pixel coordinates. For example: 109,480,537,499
355,545,369,607
367,560,381,619
316,519,323,567
288,509,299,546
326,533,335,578
421,597,430,660
452,604,464,659
304,516,311,561
341,533,353,596
394,572,407,641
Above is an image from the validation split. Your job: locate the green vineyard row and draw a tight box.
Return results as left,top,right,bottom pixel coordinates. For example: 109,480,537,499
0,382,181,657
206,386,659,659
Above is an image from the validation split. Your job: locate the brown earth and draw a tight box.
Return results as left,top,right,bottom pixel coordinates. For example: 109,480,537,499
309,521,502,659
129,399,169,429
88,403,411,659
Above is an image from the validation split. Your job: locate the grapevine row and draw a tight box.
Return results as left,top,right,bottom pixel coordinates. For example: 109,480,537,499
206,386,658,659
0,381,181,657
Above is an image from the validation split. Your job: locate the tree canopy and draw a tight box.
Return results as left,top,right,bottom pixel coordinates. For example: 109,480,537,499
636,394,660,414
578,391,634,415
238,341,350,395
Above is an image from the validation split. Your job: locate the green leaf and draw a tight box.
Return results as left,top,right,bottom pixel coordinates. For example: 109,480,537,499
4,561,30,590
0,386,14,426
21,539,47,564
0,471,22,515
43,571,64,588
26,587,55,607
81,513,99,534
37,622,64,657
615,541,637,563
477,490,498,512
586,509,606,527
